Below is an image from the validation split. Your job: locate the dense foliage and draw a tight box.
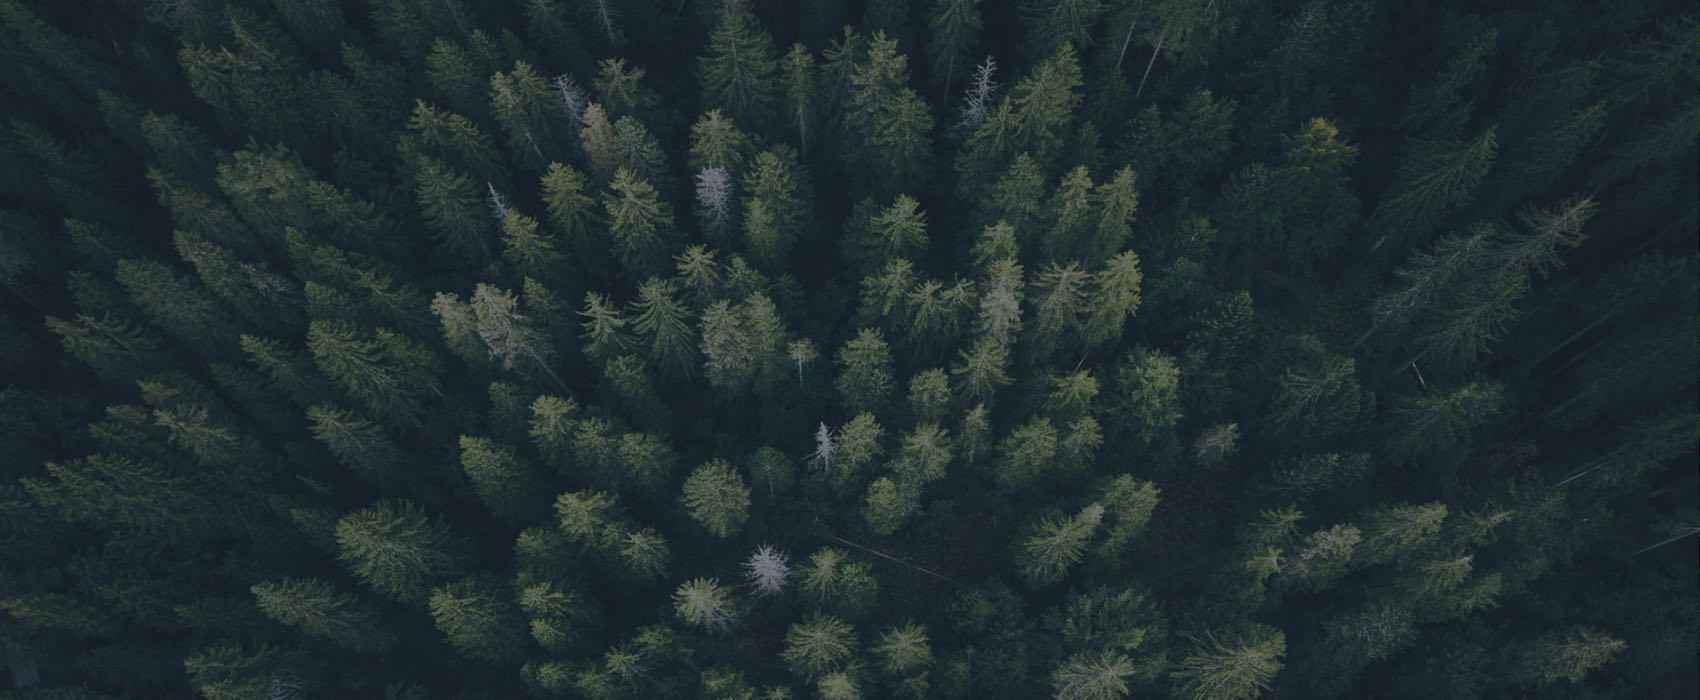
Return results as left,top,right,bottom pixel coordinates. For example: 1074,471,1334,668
0,0,1696,698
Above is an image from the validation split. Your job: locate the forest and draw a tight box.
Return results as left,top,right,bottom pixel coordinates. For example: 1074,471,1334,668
0,0,1695,697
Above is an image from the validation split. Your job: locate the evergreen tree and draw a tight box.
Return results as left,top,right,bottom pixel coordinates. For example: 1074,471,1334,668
430,575,529,662
459,435,547,523
604,168,676,278
336,501,467,601
307,320,441,427
1016,503,1103,586
929,0,983,98
841,32,934,193
681,459,751,537
783,613,858,680
835,329,896,413
251,579,396,651
673,577,738,631
698,0,778,128
1170,625,1286,700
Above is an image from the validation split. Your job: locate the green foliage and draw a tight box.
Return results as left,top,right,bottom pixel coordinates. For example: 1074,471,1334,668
682,459,751,537
336,501,467,601
4,5,1694,699
459,435,547,523
1170,625,1286,700
1017,503,1104,586
783,613,858,680
429,575,529,662
251,579,395,651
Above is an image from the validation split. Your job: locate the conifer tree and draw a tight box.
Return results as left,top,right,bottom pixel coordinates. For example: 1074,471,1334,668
430,575,529,662
251,579,396,651
336,500,467,601
1170,625,1286,700
698,0,778,128
307,404,403,478
604,168,676,278
307,320,441,427
1052,649,1135,700
783,613,858,680
629,278,698,379
681,459,751,537
929,0,983,98
1017,503,1104,586
459,435,547,523
835,328,896,413
800,548,880,617
841,32,934,193
673,577,738,631
1509,627,1626,685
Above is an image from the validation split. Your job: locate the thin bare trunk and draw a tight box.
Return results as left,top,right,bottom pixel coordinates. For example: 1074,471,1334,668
1630,527,1700,556
826,534,958,584
1134,34,1165,98
1531,311,1616,367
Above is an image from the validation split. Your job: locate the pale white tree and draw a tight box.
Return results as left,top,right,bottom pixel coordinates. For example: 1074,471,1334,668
808,422,836,472
954,55,999,135
486,183,512,222
552,74,589,129
469,284,568,392
694,166,736,243
744,545,792,597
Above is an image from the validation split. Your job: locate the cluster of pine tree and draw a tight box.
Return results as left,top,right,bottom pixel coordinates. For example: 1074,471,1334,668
1,0,1696,697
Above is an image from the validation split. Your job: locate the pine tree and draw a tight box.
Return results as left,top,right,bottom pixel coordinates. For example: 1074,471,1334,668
491,61,573,167
1383,381,1502,464
1220,118,1358,274
429,575,529,662
459,435,547,523
929,0,983,98
1170,625,1286,700
629,277,698,379
698,0,778,128
604,168,676,278
1277,523,1361,592
956,45,1081,197
336,500,467,601
863,477,915,535
1101,350,1183,455
673,577,738,631
22,454,200,538
780,43,818,156
1355,502,1447,566
744,544,794,596
307,404,403,478
1021,2,1105,58
907,369,953,423
841,32,934,193
1510,627,1626,685
518,581,590,652
800,548,880,617
415,157,490,260
251,579,396,651
307,320,441,427
835,328,896,413
849,195,929,271
579,291,636,363
1052,649,1134,700
1371,127,1498,254
1084,251,1142,349
1017,503,1103,586
742,146,811,270
681,459,751,537
783,613,858,680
